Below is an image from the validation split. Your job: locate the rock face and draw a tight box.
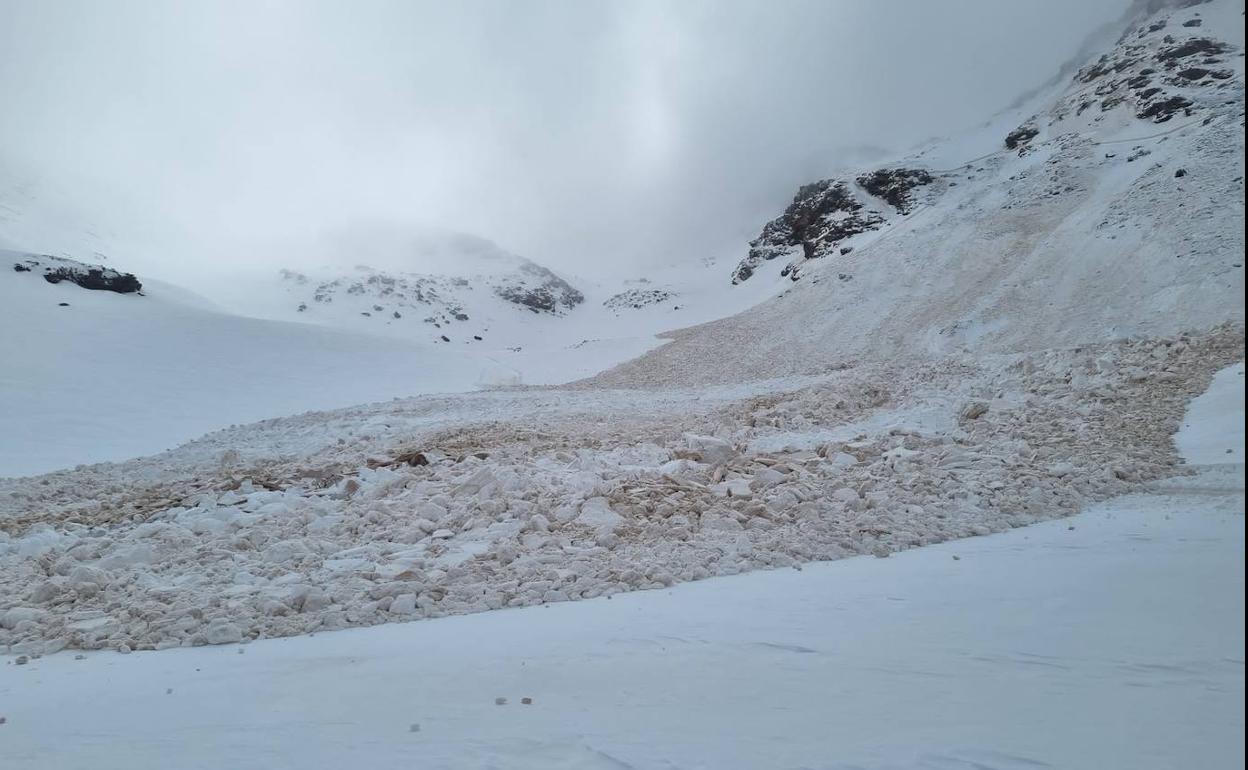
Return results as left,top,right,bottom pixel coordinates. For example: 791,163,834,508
12,255,142,294
493,261,584,314
732,180,886,284
855,168,935,214
732,167,940,284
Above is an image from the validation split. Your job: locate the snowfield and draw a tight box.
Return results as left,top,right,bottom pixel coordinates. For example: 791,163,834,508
1,0,1246,767
1,361,1242,770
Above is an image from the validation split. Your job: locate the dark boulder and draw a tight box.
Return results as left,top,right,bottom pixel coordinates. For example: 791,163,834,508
38,263,143,293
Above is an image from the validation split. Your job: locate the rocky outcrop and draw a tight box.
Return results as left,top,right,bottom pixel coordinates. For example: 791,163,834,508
604,288,675,311
1005,124,1040,150
12,255,142,294
856,168,934,213
732,180,885,284
493,261,584,314
1066,16,1240,124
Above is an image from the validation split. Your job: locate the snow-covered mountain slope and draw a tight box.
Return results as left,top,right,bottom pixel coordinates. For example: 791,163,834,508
0,250,547,476
219,232,585,345
0,158,121,268
589,0,1244,388
207,231,786,352
0,245,785,476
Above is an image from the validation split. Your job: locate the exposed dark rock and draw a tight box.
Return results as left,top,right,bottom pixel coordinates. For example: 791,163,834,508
1137,94,1194,122
1176,67,1212,80
14,256,143,294
1175,168,1188,177
732,179,886,284
604,288,675,311
1183,18,1203,27
493,262,584,314
855,168,934,213
1157,38,1228,61
1005,124,1039,150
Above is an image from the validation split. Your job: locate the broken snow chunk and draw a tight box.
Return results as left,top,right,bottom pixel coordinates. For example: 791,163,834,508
205,620,244,645
682,434,738,465
576,497,625,532
389,593,418,614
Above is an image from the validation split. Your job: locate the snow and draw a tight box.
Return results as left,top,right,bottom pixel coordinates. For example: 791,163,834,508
1176,362,1246,465
0,2,1244,765
0,246,784,477
0,253,507,476
3,419,1242,768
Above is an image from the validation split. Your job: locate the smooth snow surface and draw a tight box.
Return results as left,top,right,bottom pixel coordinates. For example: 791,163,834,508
0,255,498,476
1176,362,1245,465
3,354,1243,770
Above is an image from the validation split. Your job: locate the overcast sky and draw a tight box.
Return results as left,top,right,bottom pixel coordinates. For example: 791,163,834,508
0,0,1133,282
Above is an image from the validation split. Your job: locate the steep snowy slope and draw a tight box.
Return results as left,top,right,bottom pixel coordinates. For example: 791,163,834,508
589,0,1245,388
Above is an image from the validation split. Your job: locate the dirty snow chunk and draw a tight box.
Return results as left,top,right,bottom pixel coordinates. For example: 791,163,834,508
264,539,312,564
828,451,859,468
323,558,376,573
712,479,753,498
701,511,744,532
67,565,108,587
30,580,65,603
1,607,48,630
456,468,497,496
684,434,737,465
429,529,455,540
751,468,786,488
389,594,418,615
659,459,697,475
98,545,156,570
576,497,625,532
68,615,120,637
205,620,244,645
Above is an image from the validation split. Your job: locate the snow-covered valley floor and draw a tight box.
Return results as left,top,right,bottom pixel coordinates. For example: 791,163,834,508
2,356,1243,770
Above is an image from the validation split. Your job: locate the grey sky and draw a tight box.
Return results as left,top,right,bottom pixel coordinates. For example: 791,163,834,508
0,0,1133,281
